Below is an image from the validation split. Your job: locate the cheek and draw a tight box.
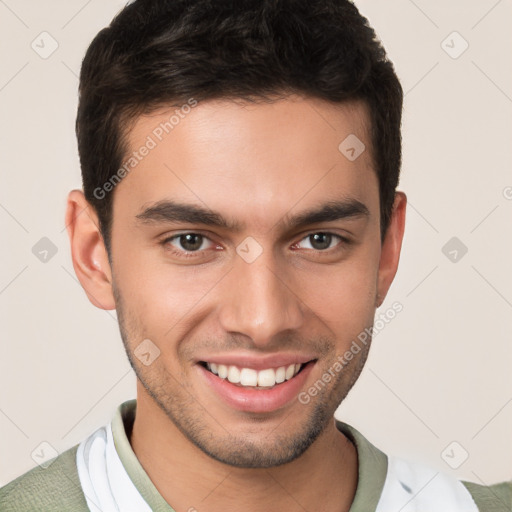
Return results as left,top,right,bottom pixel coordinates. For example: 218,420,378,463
113,249,223,336
299,248,379,337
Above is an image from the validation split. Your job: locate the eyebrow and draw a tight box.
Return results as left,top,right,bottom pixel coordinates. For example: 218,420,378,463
135,198,370,232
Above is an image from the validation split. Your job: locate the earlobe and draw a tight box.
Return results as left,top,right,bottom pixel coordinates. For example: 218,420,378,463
65,189,116,310
376,191,407,308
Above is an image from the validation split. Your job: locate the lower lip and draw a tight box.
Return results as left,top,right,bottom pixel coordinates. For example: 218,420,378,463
197,362,315,413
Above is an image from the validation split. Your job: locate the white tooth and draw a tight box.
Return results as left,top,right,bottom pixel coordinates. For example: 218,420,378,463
258,368,276,387
275,366,286,384
240,368,258,386
217,364,228,379
210,362,218,374
227,365,241,384
294,363,301,375
285,364,295,380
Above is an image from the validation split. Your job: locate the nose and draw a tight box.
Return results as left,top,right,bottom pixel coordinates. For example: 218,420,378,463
217,248,304,347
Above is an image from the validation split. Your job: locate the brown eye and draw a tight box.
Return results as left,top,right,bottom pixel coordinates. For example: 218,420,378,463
161,232,215,258
296,232,347,251
308,233,333,250
175,233,204,252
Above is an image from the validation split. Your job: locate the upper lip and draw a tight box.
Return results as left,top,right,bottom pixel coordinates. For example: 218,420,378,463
195,352,317,371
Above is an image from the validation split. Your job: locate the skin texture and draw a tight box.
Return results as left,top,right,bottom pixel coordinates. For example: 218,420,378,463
66,94,406,512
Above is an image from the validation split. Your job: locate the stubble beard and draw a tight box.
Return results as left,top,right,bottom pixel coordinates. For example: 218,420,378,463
113,284,371,468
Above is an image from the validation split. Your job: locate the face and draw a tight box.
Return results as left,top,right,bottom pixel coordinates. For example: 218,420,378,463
103,95,395,468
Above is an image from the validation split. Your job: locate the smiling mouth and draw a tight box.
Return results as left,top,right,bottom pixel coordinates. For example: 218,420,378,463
199,361,315,389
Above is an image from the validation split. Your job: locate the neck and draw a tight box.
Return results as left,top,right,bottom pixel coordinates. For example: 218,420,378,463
130,388,358,512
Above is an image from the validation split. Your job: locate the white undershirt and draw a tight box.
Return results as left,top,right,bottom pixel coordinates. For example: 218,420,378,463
76,421,478,512
376,455,478,511
76,422,152,512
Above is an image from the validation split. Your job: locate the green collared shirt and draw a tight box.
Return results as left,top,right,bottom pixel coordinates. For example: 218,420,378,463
1,399,510,511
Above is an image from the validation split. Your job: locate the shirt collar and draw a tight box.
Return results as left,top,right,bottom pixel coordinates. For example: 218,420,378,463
111,399,388,512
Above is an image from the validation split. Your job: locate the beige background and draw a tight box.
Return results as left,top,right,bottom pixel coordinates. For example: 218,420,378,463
1,0,511,488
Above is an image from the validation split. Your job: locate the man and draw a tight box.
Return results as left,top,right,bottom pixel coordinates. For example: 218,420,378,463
1,0,510,510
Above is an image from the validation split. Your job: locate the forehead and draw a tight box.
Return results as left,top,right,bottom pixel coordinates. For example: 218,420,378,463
113,95,378,232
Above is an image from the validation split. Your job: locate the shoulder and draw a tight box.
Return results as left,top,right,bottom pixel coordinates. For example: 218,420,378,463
0,443,89,512
462,479,512,512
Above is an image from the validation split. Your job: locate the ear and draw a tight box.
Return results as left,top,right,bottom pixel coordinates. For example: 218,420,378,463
376,191,407,308
65,189,116,310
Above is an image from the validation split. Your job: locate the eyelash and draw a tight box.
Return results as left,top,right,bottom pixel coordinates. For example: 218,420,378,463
159,232,351,259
